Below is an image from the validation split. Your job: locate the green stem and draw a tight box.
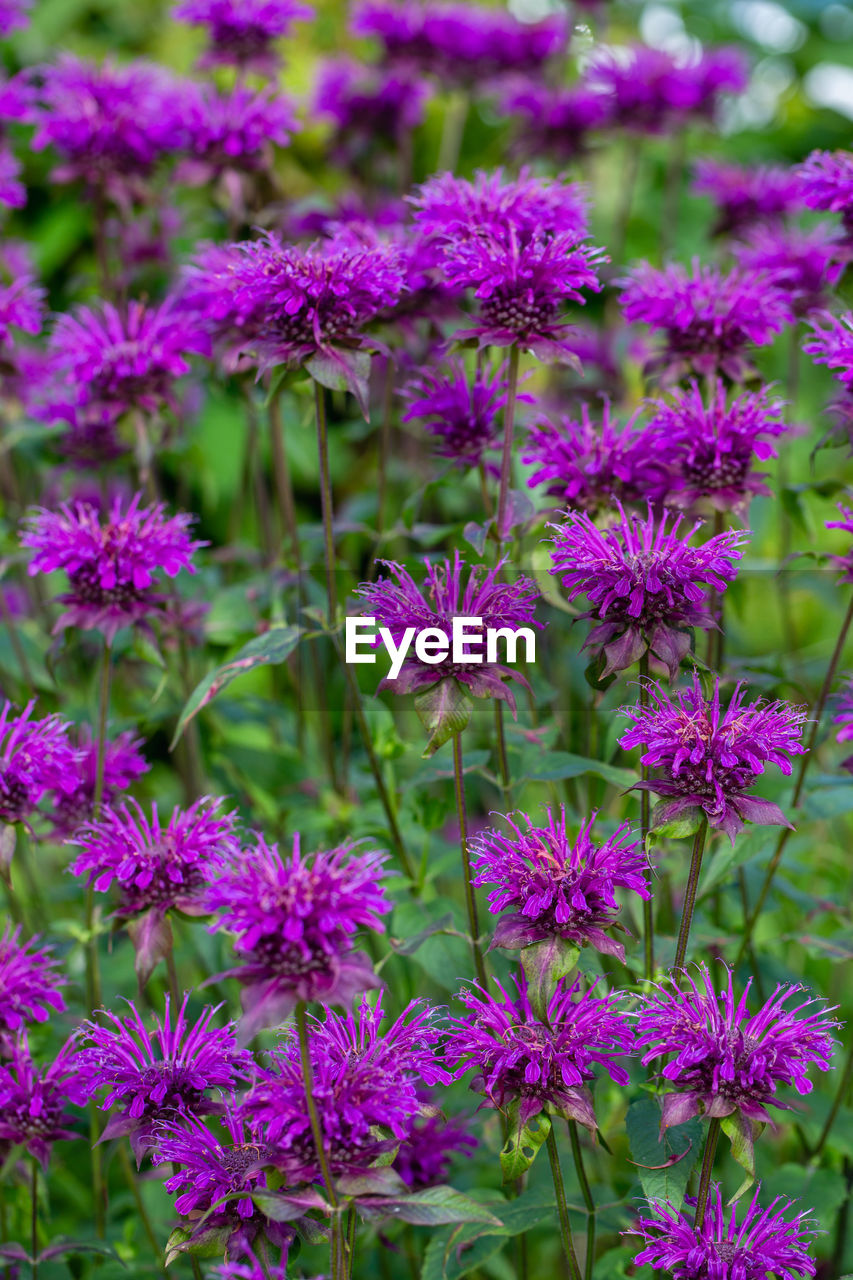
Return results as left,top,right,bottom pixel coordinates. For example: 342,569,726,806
495,346,520,543
295,1002,338,1208
546,1126,582,1280
735,592,853,965
30,1159,37,1280
569,1122,595,1280
116,1143,168,1277
269,390,302,567
452,732,487,987
638,653,653,980
673,819,709,972
345,1204,357,1280
88,637,112,1239
695,1119,721,1229
493,700,511,807
314,379,338,628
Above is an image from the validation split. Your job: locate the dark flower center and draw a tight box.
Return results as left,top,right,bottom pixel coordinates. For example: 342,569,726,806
481,289,556,336
69,565,147,611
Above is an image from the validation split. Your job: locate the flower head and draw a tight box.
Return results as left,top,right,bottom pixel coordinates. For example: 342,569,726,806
315,59,431,171
631,1184,817,1280
824,500,853,580
354,552,541,713
70,796,238,918
80,995,253,1161
471,809,649,960
585,44,746,134
798,149,853,235
647,379,789,515
620,260,792,383
548,504,747,680
411,169,589,244
634,964,838,1128
394,1105,476,1189
0,0,31,34
0,1035,85,1166
692,158,803,237
522,400,668,514
0,700,77,829
247,994,448,1181
0,242,45,354
173,0,312,73
206,833,390,1036
0,926,66,1052
401,358,527,470
177,83,296,184
733,224,844,318
50,727,149,838
496,79,607,163
618,675,808,842
833,678,853,771
447,972,632,1129
804,311,853,386
22,491,204,640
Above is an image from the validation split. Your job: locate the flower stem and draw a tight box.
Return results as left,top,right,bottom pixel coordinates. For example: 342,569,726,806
546,1126,582,1280
735,592,853,965
345,1203,357,1279
30,1159,37,1280
294,1001,338,1209
269,389,302,568
87,637,112,1239
116,1143,168,1277
673,819,709,972
638,653,654,980
452,732,487,987
313,378,338,628
495,345,520,544
568,1121,596,1280
695,1119,720,1229
493,700,511,806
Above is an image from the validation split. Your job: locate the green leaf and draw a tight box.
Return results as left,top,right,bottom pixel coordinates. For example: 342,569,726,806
306,348,372,418
390,913,455,956
520,937,579,1020
414,679,473,758
251,1189,325,1223
721,1112,762,1201
500,1102,551,1183
518,750,634,790
171,625,304,746
626,1097,703,1210
165,1225,233,1265
359,1185,502,1227
421,1188,556,1280
39,1239,125,1264
648,804,704,840
760,1164,848,1234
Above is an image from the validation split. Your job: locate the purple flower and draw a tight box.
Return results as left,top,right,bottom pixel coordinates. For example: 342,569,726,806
630,1184,817,1280
315,58,431,170
825,500,853,581
22,491,204,640
401,357,529,470
495,79,608,163
351,1,567,86
205,832,390,1036
798,149,853,236
470,808,649,961
156,1110,291,1258
0,926,66,1052
0,700,77,829
210,1261,289,1280
0,0,31,34
24,55,183,204
177,83,297,184
0,144,24,209
692,158,804,237
70,796,238,918
733,224,844,318
522,400,668,514
833,678,853,771
354,553,541,713
0,242,44,353
80,994,253,1161
446,971,633,1129
584,44,747,134
646,379,790,515
44,297,210,425
172,0,312,73
804,312,853,386
246,994,448,1182
619,260,792,383
0,1035,85,1166
411,169,589,246
618,675,808,842
548,504,747,680
394,1104,476,1189
634,964,838,1129
50,727,149,838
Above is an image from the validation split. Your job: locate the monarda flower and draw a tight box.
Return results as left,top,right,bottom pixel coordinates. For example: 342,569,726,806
0,1035,85,1166
0,700,77,834
177,83,297,186
446,971,632,1129
247,995,448,1182
522,400,668,514
825,501,853,580
631,1184,817,1280
172,0,313,74
692,158,804,237
50,726,149,838
394,1105,476,1190
0,242,45,356
647,379,789,515
22,491,204,640
354,552,541,715
44,297,210,425
401,358,528,471
619,260,792,383
804,312,853,386
410,169,590,244
470,808,649,961
634,964,838,1129
0,926,66,1052
315,58,432,173
496,79,608,164
618,675,808,842
205,832,390,1036
584,44,746,134
548,504,747,680
798,149,853,238
0,0,31,34
733,224,844,319
80,994,253,1161
833,677,853,771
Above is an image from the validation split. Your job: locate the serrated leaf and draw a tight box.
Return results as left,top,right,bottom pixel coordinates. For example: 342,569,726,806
626,1097,703,1210
500,1103,551,1183
359,1185,502,1227
520,937,579,1020
414,679,473,758
171,625,304,746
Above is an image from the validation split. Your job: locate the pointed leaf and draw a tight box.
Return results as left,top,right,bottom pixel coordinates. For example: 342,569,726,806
722,1112,762,1202
414,679,473,758
626,1097,703,1210
306,349,372,418
520,937,579,1020
359,1185,502,1227
500,1103,551,1183
127,909,173,989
